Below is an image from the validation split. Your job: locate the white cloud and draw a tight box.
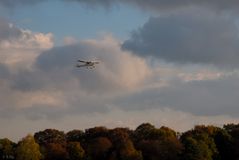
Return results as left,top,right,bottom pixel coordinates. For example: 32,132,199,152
0,19,54,72
0,30,53,49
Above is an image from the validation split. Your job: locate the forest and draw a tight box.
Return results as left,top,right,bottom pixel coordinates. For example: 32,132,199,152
1,123,239,160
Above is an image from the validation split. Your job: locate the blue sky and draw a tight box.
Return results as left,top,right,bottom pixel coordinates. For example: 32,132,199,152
3,1,150,44
1,0,239,141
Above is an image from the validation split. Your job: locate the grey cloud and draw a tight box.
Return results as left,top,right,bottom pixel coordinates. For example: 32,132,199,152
115,75,239,117
2,0,239,12
10,70,45,92
0,0,48,7
0,63,9,78
36,44,89,71
65,0,239,12
35,37,150,93
35,44,120,93
0,35,149,120
122,13,239,68
0,18,22,41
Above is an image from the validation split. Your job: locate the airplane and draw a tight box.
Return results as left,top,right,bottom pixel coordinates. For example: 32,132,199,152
76,59,100,69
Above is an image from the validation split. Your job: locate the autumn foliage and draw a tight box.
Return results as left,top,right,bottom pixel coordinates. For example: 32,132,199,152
1,123,239,160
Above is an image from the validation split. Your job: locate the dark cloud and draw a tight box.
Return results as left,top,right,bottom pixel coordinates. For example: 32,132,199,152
1,0,239,12
0,0,48,7
122,13,239,68
65,0,239,12
115,74,239,116
0,18,22,41
0,63,9,78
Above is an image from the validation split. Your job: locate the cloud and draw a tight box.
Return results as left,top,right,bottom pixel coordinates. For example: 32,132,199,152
114,72,239,117
35,35,150,93
0,18,53,49
63,0,239,13
2,0,239,13
0,18,53,72
2,24,239,120
0,0,48,7
122,12,239,68
0,18,21,42
2,108,239,142
0,31,151,119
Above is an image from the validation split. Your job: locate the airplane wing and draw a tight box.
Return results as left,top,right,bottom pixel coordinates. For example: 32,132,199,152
77,60,87,63
76,64,87,67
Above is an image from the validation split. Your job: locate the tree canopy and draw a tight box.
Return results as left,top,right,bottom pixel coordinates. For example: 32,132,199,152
2,123,239,160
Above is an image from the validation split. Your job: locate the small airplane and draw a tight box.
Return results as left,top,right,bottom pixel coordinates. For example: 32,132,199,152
76,59,100,69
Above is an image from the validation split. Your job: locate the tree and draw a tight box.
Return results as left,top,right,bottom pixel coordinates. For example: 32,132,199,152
66,130,84,142
181,136,214,160
85,137,112,160
0,138,15,160
15,134,41,160
81,127,112,160
84,126,109,140
134,124,182,160
67,142,85,160
34,129,66,145
223,124,239,160
213,128,233,160
34,129,67,160
44,143,68,160
180,125,219,160
133,123,156,141
109,128,142,160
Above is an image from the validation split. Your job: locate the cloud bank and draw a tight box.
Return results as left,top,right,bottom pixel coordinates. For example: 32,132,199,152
1,18,239,119
0,20,152,119
122,12,239,68
1,0,239,13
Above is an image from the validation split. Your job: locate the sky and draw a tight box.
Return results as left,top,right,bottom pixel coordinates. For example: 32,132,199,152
1,0,239,141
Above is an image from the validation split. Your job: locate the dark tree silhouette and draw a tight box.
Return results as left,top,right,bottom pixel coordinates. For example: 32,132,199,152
2,123,239,160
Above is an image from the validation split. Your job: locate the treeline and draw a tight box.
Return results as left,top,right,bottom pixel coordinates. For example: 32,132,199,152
1,123,239,160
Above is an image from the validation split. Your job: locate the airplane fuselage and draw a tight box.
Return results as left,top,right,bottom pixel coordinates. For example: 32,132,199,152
76,60,99,69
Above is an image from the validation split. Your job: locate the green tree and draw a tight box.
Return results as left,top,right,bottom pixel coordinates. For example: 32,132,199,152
15,134,41,160
181,137,214,160
180,125,219,160
133,123,156,141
